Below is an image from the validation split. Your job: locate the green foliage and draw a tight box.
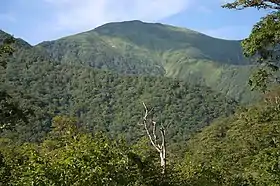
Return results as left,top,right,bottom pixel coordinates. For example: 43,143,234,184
179,93,280,185
223,1,280,92
0,34,33,133
0,91,31,132
0,116,181,186
222,0,280,10
246,11,280,92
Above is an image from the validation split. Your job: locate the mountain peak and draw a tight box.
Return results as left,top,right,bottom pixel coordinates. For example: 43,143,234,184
94,20,197,34
96,20,151,27
0,29,32,49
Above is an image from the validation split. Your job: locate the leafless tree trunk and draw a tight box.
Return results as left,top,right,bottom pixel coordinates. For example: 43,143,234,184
140,102,167,174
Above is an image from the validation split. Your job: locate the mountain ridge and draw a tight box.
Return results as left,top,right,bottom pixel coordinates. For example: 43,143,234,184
1,20,259,102
34,20,258,103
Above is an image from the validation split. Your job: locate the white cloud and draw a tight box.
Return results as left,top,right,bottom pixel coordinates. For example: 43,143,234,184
43,0,192,32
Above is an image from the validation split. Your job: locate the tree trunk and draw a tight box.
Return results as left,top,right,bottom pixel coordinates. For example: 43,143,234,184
160,150,166,174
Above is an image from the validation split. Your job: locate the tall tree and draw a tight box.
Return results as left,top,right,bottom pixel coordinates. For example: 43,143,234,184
139,102,170,175
0,35,30,132
223,0,280,92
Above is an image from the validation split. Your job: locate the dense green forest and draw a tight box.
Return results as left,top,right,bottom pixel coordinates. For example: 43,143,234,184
0,34,236,149
1,0,280,185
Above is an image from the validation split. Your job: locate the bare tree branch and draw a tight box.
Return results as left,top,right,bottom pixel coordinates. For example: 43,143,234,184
152,121,157,144
142,102,160,152
141,102,168,174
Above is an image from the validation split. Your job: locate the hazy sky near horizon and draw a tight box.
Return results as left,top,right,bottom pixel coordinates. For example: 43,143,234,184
0,0,268,45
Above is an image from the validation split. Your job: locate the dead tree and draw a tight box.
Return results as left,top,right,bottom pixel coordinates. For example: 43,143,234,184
140,102,167,174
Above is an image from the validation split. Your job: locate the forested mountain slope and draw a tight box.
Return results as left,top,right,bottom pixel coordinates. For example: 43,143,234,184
36,20,259,103
0,31,236,152
1,41,237,151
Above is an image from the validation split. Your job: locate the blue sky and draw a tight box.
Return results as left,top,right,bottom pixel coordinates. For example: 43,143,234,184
0,0,269,45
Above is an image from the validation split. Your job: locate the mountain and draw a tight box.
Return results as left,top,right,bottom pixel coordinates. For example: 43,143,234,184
1,19,279,186
0,30,32,50
0,30,237,151
36,20,259,103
